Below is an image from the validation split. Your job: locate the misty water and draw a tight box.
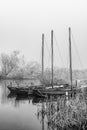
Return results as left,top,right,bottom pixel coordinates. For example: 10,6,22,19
0,80,87,130
0,80,48,130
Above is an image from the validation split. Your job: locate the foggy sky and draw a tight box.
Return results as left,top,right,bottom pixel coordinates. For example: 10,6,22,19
0,0,87,69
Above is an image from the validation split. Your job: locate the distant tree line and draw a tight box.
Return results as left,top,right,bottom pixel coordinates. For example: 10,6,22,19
0,51,41,80
0,51,87,85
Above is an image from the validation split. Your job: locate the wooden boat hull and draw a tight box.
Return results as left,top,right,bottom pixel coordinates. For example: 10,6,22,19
7,86,18,93
32,87,77,97
7,86,30,96
32,89,46,98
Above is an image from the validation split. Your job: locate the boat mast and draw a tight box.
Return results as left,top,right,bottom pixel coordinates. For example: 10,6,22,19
51,30,53,88
69,27,72,91
42,34,44,85
42,34,45,130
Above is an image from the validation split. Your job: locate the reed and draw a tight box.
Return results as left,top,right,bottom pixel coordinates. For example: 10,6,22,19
46,94,87,129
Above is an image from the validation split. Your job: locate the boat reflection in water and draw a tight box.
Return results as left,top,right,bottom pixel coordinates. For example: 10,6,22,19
3,86,87,130
7,92,66,130
36,96,66,130
7,92,78,130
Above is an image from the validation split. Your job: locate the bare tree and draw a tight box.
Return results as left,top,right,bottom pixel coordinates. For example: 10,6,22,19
0,51,22,78
25,61,41,78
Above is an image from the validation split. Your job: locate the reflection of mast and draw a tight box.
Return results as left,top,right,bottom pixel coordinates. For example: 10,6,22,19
42,102,45,130
57,97,59,130
46,97,51,130
46,96,54,130
51,96,54,130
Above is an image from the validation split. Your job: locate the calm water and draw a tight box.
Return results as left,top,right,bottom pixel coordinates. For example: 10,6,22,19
0,80,48,130
0,80,86,130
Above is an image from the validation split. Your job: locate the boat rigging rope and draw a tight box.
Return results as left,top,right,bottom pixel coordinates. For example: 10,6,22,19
53,32,65,67
44,36,51,68
66,48,69,81
39,35,51,69
53,32,65,79
39,44,42,67
71,31,83,69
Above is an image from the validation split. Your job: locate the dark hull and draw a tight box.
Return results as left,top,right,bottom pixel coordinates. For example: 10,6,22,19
7,86,29,95
32,89,46,98
7,86,18,93
32,87,77,97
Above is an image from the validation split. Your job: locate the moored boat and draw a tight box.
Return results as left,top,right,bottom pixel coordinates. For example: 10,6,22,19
7,84,30,96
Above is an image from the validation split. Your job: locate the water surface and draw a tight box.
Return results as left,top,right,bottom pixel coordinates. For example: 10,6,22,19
0,80,48,130
0,80,85,130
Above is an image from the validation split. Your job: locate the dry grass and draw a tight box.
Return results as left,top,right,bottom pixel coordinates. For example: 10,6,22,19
46,94,87,129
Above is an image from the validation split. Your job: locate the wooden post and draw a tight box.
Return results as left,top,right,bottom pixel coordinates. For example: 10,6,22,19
69,27,73,93
51,30,53,88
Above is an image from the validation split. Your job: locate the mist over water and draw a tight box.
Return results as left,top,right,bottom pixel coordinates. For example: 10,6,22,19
0,80,47,130
0,80,87,130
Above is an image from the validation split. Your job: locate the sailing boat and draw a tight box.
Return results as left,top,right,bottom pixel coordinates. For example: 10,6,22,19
43,29,71,95
8,28,76,97
33,30,69,97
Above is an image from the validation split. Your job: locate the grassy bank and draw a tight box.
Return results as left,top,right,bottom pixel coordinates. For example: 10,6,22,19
44,94,87,130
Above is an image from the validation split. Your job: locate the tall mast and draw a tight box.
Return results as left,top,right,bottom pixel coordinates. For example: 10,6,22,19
42,34,45,130
51,30,53,88
42,34,44,83
69,27,72,91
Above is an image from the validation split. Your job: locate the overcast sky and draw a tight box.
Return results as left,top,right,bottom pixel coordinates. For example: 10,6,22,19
0,0,87,69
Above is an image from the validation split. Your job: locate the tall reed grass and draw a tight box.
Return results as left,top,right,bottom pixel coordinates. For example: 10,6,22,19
46,94,87,130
